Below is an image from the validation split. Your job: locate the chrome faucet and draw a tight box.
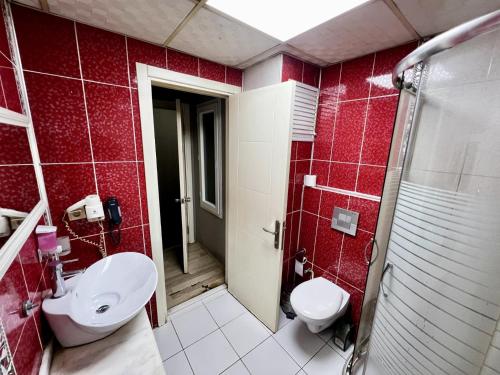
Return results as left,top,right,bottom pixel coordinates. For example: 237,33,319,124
49,259,85,298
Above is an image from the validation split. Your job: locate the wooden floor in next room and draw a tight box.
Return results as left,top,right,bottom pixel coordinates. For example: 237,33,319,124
165,242,225,308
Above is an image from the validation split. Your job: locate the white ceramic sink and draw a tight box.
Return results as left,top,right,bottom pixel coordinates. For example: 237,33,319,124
43,252,158,347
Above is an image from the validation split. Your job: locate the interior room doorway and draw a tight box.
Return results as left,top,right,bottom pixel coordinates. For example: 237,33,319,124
152,87,226,308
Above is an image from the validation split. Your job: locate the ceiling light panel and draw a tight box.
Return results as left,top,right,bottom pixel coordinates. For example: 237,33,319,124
206,0,370,41
46,0,196,45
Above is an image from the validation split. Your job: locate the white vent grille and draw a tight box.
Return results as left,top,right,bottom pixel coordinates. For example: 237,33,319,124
292,82,319,142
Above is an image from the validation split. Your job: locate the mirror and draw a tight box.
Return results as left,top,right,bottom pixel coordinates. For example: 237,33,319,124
0,123,39,248
0,4,25,114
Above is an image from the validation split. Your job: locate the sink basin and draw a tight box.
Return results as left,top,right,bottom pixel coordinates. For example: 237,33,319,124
42,252,158,347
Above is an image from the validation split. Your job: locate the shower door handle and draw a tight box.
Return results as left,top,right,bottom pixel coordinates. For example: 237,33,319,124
262,220,280,250
380,263,393,297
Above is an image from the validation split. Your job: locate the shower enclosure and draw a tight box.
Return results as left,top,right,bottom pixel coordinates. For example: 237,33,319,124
349,10,500,375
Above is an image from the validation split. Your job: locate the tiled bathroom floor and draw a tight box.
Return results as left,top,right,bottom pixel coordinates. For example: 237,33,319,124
154,286,352,375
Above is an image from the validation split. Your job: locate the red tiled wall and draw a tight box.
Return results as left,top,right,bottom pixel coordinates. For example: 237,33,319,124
0,231,49,375
0,4,47,372
280,55,319,291
282,43,416,330
10,4,242,330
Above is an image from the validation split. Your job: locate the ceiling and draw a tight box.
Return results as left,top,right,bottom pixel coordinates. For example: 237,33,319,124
12,0,500,68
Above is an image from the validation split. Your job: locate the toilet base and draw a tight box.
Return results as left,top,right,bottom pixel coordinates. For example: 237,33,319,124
305,318,336,333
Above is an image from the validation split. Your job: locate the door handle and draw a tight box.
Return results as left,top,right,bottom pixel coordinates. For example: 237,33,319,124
380,263,393,297
175,198,185,204
262,220,280,250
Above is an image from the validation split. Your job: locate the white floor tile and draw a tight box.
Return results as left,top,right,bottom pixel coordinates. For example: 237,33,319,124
242,337,300,375
170,303,218,348
316,327,334,343
278,309,293,330
222,312,271,356
329,342,354,360
163,351,193,375
184,330,239,375
274,319,325,367
204,292,246,326
154,322,183,360
201,288,228,303
303,344,346,375
221,361,250,375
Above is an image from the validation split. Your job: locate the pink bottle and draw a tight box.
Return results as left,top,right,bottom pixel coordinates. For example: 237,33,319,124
36,225,58,255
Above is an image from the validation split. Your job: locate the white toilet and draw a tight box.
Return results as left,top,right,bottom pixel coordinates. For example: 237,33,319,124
290,277,350,333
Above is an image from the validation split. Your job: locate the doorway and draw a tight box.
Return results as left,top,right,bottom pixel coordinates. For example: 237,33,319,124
152,86,226,308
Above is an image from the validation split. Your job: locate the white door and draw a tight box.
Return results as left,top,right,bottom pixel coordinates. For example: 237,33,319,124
175,99,189,273
227,81,295,332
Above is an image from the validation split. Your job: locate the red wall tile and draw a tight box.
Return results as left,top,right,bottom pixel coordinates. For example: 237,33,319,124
76,23,128,86
313,218,343,276
85,82,135,161
302,188,321,214
296,142,312,160
356,165,386,196
361,96,398,166
298,211,318,255
348,197,379,233
0,165,38,212
319,64,341,103
313,104,336,161
328,162,357,191
310,160,328,186
12,5,80,78
226,67,242,86
303,62,320,88
105,226,144,255
338,54,374,101
13,317,43,375
0,67,22,112
127,37,166,88
371,42,417,97
167,48,198,76
25,72,91,163
0,256,28,347
282,55,303,82
95,162,142,229
0,124,31,164
338,230,372,290
331,100,367,163
42,163,98,236
199,58,225,83
318,191,349,219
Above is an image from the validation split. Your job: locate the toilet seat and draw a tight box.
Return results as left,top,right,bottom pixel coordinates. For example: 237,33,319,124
290,277,343,320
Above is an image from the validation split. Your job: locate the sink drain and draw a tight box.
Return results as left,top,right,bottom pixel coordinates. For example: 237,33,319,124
96,305,110,314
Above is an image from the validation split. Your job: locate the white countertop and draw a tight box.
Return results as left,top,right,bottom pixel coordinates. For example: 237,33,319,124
50,309,164,375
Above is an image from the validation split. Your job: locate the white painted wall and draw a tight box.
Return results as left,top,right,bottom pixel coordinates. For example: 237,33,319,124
243,55,283,91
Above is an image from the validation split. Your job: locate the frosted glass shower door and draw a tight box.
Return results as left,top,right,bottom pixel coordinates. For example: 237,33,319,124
364,26,500,375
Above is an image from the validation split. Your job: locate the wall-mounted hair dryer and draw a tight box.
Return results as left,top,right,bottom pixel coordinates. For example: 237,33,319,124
0,208,28,237
64,195,106,258
66,195,105,222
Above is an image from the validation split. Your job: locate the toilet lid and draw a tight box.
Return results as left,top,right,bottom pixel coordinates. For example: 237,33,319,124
290,277,343,320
